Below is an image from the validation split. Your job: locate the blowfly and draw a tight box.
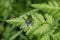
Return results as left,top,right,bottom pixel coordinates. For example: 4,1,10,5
23,15,32,28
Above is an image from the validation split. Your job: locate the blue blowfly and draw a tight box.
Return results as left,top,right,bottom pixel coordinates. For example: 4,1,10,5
23,15,32,28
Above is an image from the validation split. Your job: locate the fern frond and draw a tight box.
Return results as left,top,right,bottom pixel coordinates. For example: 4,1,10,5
32,24,51,35
40,34,50,40
6,9,39,25
25,13,56,40
34,13,45,23
6,18,25,26
6,8,59,40
44,14,54,24
31,1,60,18
52,31,60,40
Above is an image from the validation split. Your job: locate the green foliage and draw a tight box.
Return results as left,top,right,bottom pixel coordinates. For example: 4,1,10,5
31,1,60,18
0,0,60,40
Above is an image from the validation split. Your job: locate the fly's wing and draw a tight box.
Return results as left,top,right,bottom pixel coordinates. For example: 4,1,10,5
23,16,32,29
28,24,32,28
23,23,27,28
23,23,32,29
